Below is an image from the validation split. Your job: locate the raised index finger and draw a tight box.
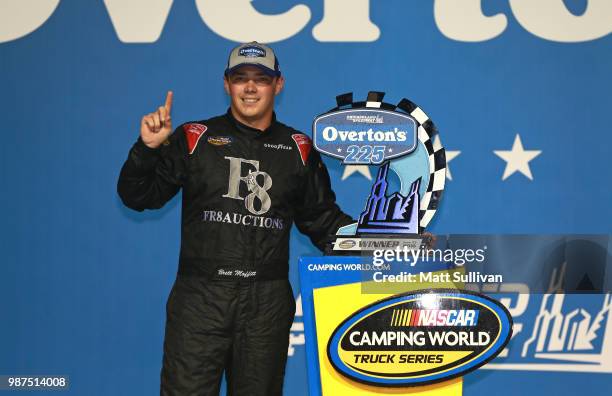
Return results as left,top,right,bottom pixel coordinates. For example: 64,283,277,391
164,91,173,113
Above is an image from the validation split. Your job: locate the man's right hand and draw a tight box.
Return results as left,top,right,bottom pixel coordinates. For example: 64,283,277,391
140,91,173,149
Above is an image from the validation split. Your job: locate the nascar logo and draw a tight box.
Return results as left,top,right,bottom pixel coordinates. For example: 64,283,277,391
389,309,479,327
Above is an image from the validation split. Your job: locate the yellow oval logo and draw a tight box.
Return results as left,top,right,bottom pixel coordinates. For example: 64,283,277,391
207,136,232,146
327,289,513,386
338,240,357,249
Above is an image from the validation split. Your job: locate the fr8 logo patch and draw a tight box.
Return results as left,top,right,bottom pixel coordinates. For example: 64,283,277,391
222,156,272,215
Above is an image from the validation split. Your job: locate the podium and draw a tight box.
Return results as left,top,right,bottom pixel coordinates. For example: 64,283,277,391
298,255,464,395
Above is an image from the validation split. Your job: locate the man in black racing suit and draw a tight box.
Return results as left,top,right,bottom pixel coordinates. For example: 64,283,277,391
117,42,352,395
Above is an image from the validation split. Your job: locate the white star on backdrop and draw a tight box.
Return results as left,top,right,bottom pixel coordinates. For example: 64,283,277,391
445,150,461,180
433,136,460,181
341,165,372,181
494,134,542,180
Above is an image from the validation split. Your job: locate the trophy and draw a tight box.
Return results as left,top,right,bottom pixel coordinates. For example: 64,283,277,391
313,91,447,255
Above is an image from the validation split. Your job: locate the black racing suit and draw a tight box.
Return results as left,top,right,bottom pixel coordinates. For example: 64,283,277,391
117,110,352,395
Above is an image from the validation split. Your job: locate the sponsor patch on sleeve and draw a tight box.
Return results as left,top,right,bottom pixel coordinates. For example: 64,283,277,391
291,133,312,166
183,123,208,154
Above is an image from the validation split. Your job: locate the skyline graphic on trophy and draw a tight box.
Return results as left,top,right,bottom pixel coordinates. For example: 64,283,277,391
357,162,421,234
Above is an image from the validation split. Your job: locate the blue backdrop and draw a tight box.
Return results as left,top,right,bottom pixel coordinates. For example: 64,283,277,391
1,1,611,394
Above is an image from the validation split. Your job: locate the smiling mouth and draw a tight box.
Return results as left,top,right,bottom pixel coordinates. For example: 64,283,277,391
242,98,259,104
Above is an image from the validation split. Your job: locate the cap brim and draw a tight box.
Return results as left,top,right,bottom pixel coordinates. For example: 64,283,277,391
224,63,280,77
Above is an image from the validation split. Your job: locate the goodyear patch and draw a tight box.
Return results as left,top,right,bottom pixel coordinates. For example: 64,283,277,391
207,136,233,146
327,289,512,386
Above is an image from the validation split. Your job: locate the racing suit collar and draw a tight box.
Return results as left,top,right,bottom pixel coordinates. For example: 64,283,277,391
225,108,278,137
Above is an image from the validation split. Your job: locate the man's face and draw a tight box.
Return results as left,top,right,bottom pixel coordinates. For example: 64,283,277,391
224,66,284,127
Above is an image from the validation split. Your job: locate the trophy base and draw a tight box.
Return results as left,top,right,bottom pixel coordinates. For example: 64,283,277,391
325,235,427,256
